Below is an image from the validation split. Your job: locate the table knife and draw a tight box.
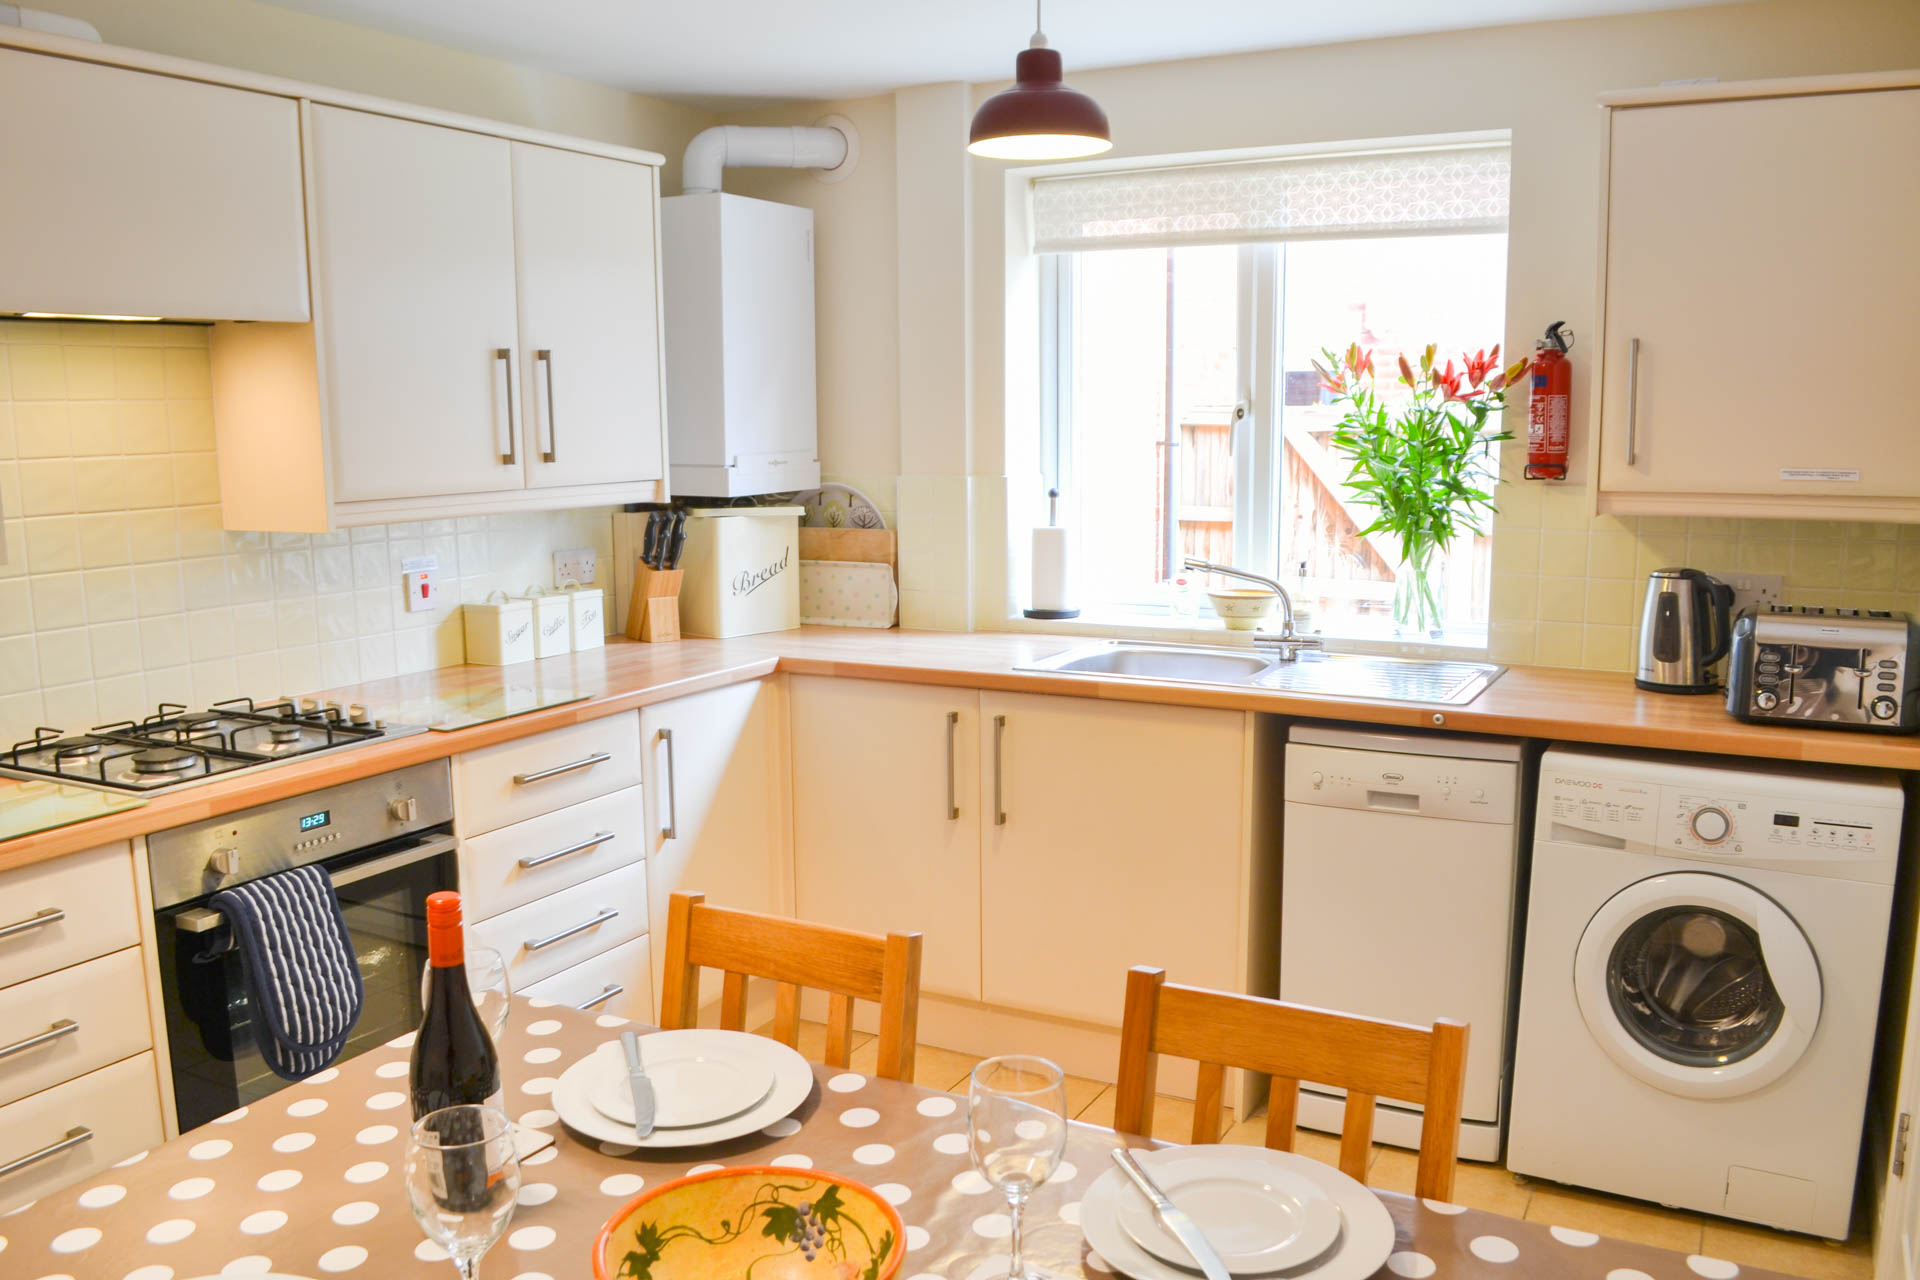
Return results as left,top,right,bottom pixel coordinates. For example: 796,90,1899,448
620,1030,656,1138
1111,1147,1231,1280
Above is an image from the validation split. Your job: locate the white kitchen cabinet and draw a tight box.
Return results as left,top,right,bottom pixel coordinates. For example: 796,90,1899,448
309,106,524,505
662,193,820,497
641,680,793,1004
979,691,1249,1027
0,47,308,322
791,676,982,1000
512,142,665,492
1592,75,1920,521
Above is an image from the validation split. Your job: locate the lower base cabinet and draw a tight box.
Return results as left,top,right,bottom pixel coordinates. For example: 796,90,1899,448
521,934,654,1025
0,1053,165,1213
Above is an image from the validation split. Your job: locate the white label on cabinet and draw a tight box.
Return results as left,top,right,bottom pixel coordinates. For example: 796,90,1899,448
1779,468,1861,483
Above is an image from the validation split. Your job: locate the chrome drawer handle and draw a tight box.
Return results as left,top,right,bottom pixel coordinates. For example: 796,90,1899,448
536,348,557,463
0,907,63,940
0,1126,91,1180
525,908,618,951
577,983,624,1011
993,714,1008,826
518,831,616,869
659,729,678,842
945,711,959,821
0,1019,78,1063
1624,336,1641,467
496,347,517,465
512,752,612,785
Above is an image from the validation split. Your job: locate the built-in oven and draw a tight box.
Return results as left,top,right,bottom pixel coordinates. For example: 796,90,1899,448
149,759,454,1132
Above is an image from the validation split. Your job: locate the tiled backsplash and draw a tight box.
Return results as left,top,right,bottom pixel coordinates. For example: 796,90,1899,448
0,319,615,743
1485,449,1920,672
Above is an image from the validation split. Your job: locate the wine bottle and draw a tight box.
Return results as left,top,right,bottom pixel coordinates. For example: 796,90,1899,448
411,891,502,1119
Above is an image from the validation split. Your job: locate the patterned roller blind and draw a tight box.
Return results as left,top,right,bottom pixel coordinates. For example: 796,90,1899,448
1029,143,1511,253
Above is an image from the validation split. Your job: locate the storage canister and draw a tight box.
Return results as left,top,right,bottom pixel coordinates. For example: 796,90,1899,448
677,506,802,638
462,593,535,666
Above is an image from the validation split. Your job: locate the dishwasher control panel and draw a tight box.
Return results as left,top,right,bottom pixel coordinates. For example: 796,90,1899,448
1285,743,1518,824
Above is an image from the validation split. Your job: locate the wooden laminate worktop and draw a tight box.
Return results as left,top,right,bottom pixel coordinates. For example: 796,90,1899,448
6,626,1918,871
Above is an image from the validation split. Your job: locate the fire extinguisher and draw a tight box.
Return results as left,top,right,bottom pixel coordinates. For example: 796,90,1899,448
1524,321,1574,481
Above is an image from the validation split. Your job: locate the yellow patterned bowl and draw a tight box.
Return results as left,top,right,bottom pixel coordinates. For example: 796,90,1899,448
594,1165,907,1280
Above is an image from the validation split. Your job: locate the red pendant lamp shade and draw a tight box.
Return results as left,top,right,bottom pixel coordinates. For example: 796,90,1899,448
969,41,1111,160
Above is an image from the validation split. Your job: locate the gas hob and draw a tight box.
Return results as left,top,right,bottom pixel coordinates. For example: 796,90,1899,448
3,698,424,793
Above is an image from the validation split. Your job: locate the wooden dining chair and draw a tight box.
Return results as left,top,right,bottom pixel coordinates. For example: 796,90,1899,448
1113,965,1469,1201
658,891,924,1082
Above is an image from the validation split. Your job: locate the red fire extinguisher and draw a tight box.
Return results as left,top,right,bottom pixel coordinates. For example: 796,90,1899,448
1524,321,1573,480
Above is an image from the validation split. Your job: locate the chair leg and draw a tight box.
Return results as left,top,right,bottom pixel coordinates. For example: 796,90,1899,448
1113,967,1165,1138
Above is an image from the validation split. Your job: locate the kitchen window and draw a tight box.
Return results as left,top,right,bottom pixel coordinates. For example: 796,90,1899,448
1035,137,1511,644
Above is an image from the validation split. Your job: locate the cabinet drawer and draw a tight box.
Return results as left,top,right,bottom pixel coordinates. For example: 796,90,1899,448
468,861,647,990
0,948,151,1109
454,713,641,836
0,844,139,990
460,785,645,923
0,1052,164,1214
522,934,654,1025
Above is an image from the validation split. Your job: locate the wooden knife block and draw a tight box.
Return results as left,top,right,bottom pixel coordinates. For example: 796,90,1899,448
626,565,684,643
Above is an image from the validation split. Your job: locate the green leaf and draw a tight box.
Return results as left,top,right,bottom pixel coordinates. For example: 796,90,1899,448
814,1185,846,1223
762,1205,800,1243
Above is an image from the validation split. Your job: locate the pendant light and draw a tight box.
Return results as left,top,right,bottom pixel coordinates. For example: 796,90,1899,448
968,0,1111,160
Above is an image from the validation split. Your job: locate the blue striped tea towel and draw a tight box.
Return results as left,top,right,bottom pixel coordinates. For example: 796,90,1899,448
211,864,366,1080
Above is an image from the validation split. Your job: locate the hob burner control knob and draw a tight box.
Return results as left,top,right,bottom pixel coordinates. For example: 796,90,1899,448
389,796,418,823
1872,695,1900,721
208,847,240,876
1690,806,1732,844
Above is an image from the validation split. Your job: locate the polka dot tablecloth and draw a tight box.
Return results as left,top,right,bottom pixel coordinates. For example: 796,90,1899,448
0,999,1796,1280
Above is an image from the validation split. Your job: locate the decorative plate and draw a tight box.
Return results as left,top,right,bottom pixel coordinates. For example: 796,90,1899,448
795,483,887,530
594,1166,906,1280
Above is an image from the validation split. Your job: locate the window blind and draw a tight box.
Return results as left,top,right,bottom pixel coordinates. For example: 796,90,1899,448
1029,142,1510,253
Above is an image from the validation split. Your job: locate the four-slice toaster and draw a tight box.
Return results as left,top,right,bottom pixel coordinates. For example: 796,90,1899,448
1726,606,1920,732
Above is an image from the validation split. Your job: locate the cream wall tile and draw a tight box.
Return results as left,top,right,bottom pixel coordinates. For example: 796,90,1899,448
40,681,96,730
17,459,75,515
145,665,193,708
133,563,184,615
234,652,279,700
128,510,179,562
0,634,38,694
278,646,321,695
29,573,85,629
82,568,135,623
89,620,142,677
1582,624,1633,671
36,628,91,685
1536,621,1585,668
228,553,273,604
232,603,277,655
173,453,221,506
15,402,70,457
92,674,146,726
113,347,165,398
139,615,191,668
0,580,29,636
188,609,235,661
1586,579,1636,626
181,557,228,610
78,513,131,567
8,345,66,399
190,659,239,708
63,347,115,399
164,348,212,399
177,506,225,558
1539,577,1586,623
0,403,12,458
118,401,171,454
123,456,174,508
22,517,79,573
1587,530,1638,579
74,457,131,512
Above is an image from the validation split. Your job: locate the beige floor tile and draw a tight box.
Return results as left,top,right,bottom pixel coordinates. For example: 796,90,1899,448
1064,1072,1108,1119
1219,1115,1346,1170
1525,1183,1707,1254
1698,1222,1874,1280
750,1018,876,1066
1074,1088,1234,1143
1370,1147,1533,1217
845,1039,983,1092
1076,1085,1115,1126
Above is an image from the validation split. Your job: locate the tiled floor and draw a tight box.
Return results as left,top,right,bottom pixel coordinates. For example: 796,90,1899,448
777,1023,1877,1280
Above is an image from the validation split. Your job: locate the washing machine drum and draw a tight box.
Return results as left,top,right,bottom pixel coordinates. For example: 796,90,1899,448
1574,871,1822,1099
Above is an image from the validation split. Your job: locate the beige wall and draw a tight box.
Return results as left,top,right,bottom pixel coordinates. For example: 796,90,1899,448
721,0,1920,660
21,0,716,188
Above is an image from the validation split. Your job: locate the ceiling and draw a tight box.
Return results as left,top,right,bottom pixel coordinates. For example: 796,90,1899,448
258,0,1746,109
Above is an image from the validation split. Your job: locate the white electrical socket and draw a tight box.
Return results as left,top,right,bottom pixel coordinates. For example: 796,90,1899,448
553,548,597,587
1719,572,1785,618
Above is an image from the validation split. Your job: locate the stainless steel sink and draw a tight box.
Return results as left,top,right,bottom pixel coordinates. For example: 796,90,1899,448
1017,640,1505,706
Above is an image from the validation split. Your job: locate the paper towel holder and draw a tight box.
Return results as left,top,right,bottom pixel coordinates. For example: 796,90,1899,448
1024,488,1081,621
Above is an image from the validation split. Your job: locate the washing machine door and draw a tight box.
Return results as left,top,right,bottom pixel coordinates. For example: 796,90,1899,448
1573,871,1821,1100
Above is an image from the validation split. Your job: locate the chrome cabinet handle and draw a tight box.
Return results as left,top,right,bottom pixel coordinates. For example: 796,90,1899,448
495,348,517,465
0,907,62,940
659,729,679,842
518,831,616,869
512,752,611,785
525,907,618,951
535,348,557,463
577,983,624,1010
1624,336,1640,467
0,1019,78,1062
993,714,1007,827
0,1126,91,1180
945,712,959,821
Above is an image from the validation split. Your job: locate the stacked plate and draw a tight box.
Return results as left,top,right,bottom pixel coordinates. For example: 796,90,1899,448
552,1029,815,1147
1082,1145,1395,1280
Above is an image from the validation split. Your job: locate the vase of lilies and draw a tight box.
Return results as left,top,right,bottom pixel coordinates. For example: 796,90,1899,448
1314,342,1529,637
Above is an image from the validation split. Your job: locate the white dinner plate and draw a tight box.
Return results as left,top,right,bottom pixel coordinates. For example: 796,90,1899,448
552,1029,813,1149
588,1035,777,1128
1115,1155,1342,1274
1082,1146,1394,1280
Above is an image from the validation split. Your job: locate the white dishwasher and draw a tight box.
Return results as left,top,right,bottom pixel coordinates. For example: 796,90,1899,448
1281,723,1523,1161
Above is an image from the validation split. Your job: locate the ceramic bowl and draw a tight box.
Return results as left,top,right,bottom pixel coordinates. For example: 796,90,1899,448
594,1165,906,1280
1208,587,1278,631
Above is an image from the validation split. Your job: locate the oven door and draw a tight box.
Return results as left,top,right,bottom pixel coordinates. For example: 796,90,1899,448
156,830,456,1132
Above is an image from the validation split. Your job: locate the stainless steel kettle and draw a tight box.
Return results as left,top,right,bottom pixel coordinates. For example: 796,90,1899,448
1635,568,1734,693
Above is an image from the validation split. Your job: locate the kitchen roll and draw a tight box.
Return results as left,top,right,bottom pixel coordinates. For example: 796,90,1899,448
1028,525,1078,618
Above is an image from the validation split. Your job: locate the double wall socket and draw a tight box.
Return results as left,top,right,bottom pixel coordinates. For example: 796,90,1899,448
553,548,597,587
1718,572,1784,618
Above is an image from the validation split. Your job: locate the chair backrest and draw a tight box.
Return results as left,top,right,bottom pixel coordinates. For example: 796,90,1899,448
1113,965,1469,1201
657,891,924,1082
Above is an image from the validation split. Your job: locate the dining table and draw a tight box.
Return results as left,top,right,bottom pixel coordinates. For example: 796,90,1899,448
0,997,1795,1280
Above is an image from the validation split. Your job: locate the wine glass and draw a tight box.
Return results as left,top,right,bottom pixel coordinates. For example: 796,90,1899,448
422,945,512,1044
406,1104,519,1280
968,1055,1069,1280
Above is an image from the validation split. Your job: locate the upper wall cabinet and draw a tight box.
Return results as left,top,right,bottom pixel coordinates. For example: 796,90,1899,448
211,106,668,531
1592,74,1920,521
0,48,308,322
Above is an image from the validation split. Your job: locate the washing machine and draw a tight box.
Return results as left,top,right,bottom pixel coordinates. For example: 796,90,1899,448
1507,747,1903,1240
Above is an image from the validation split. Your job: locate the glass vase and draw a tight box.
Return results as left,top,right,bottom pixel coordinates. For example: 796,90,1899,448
1394,541,1446,638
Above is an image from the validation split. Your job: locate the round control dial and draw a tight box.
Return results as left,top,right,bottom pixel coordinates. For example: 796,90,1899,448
1872,696,1899,721
1690,806,1732,844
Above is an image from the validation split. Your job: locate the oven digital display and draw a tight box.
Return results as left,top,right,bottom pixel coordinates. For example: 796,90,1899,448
299,810,331,832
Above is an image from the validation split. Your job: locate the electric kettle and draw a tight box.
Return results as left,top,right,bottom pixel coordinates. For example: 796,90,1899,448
1635,568,1734,693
